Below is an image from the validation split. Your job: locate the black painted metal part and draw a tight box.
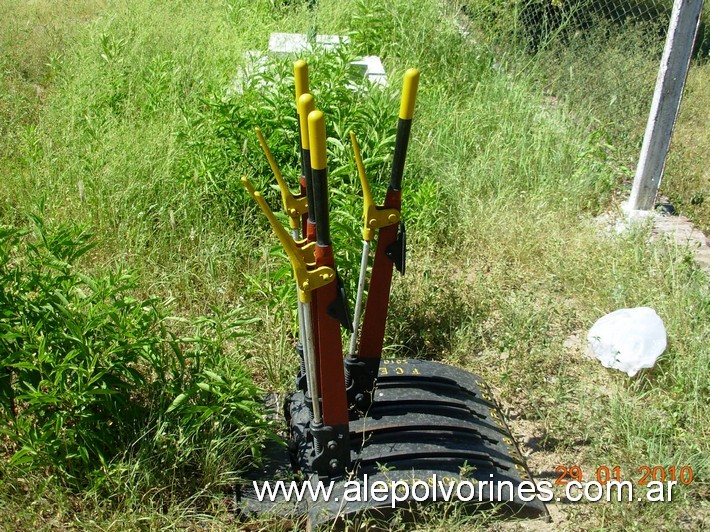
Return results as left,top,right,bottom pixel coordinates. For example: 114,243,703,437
238,64,548,529
237,358,549,528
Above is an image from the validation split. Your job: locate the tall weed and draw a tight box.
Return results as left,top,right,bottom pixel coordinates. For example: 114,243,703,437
192,47,440,300
0,216,272,488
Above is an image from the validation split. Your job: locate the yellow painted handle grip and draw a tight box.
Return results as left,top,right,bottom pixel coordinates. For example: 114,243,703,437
350,131,400,240
308,110,327,171
350,131,373,236
254,127,298,229
254,128,283,187
399,68,420,120
254,127,307,227
294,60,309,102
242,176,335,302
297,94,315,150
241,177,300,260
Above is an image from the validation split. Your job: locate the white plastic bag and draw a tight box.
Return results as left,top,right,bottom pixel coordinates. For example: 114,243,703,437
587,307,667,377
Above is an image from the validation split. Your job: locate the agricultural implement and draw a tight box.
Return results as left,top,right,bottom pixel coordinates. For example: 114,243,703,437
238,60,549,527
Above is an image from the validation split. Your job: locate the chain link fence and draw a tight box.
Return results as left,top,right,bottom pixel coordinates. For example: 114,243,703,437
464,0,707,164
516,0,672,50
465,0,708,53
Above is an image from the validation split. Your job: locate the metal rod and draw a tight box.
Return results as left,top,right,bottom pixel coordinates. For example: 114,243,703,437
348,239,370,358
292,227,311,392
301,302,321,423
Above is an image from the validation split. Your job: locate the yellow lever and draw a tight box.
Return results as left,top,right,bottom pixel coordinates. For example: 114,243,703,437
298,94,315,150
349,131,400,241
254,127,307,230
242,177,334,302
399,68,420,120
294,60,309,103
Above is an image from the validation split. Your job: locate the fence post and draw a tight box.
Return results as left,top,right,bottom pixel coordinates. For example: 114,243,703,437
626,0,704,212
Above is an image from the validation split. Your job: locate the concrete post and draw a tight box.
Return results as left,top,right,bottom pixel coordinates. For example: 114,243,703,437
627,0,704,212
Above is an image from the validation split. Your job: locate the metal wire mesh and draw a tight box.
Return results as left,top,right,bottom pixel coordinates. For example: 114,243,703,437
465,0,708,53
514,0,673,50
463,0,707,159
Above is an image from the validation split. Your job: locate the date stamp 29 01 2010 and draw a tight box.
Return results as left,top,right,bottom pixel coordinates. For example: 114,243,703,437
554,465,694,486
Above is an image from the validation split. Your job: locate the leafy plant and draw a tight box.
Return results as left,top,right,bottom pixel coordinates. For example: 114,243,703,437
0,216,272,487
181,46,428,301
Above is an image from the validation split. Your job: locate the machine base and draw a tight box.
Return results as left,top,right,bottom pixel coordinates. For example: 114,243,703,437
237,358,549,528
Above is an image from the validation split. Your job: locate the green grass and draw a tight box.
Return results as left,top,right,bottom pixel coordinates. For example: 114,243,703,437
465,0,710,231
1,0,707,529
664,64,710,233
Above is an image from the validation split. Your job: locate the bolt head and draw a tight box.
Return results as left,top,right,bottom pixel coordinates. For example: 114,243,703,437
355,393,368,407
329,459,340,472
327,440,338,451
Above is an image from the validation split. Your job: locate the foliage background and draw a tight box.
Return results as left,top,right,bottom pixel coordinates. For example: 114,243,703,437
0,0,707,528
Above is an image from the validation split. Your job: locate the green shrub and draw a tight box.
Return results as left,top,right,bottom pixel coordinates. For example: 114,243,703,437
185,47,440,300
0,216,271,488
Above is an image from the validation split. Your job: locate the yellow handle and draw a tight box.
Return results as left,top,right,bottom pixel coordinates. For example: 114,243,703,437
350,130,373,221
254,127,307,229
241,176,300,260
349,131,400,241
399,68,420,120
297,93,315,150
294,60,309,103
308,110,327,171
241,176,334,302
